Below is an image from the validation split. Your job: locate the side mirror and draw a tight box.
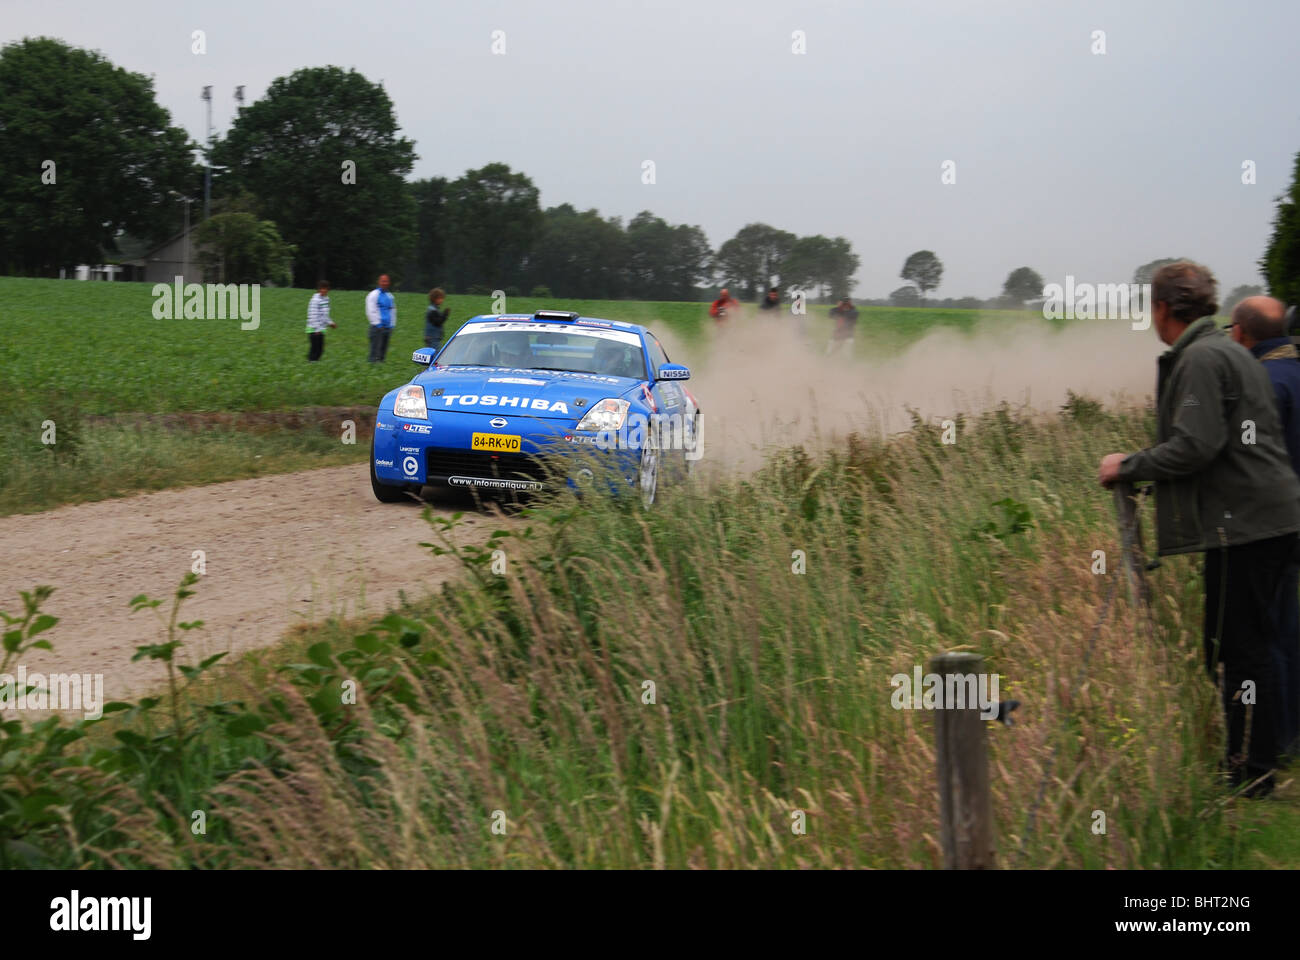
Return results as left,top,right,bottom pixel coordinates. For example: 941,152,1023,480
412,348,436,366
656,363,690,381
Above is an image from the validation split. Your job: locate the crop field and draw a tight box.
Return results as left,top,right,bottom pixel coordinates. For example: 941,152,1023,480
0,277,1054,514
0,277,1047,417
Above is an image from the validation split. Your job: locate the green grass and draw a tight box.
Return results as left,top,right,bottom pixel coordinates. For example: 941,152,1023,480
0,276,1048,417
0,418,367,515
6,402,1298,868
0,276,1056,514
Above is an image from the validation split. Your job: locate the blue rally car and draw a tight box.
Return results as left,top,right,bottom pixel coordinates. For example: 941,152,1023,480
370,310,702,506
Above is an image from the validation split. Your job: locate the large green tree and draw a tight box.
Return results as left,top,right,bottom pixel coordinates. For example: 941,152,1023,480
405,176,449,291
194,212,294,286
1132,257,1184,285
1002,266,1045,305
0,37,197,275
442,163,542,292
529,204,627,299
1222,283,1265,314
621,212,712,301
663,223,713,300
213,66,416,288
1261,150,1300,306
900,250,943,298
713,223,797,298
783,235,860,299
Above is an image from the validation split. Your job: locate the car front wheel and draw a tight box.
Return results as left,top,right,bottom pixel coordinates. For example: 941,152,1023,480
638,422,659,508
370,437,410,503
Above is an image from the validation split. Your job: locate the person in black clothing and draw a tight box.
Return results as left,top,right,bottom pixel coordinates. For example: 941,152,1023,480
424,288,450,352
826,298,859,355
758,286,780,310
1231,295,1300,758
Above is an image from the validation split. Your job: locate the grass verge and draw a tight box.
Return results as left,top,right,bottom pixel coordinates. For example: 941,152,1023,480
3,398,1294,868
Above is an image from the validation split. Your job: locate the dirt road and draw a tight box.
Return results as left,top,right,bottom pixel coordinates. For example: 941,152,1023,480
0,464,479,703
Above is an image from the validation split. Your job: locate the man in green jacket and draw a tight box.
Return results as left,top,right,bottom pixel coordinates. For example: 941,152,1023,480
1098,262,1300,796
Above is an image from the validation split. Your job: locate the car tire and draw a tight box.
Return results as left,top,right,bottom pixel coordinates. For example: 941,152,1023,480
638,420,660,509
370,437,409,503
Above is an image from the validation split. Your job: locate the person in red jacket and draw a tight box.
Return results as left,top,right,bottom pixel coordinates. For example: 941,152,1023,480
709,288,740,322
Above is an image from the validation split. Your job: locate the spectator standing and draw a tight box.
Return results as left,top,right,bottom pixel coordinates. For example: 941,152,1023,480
826,298,859,355
1230,295,1300,757
424,288,451,352
709,288,740,323
365,273,397,362
1098,263,1300,796
306,280,335,361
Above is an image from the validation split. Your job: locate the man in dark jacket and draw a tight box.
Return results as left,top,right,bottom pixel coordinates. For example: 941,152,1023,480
1230,295,1300,757
1098,263,1300,795
826,298,859,355
424,287,451,352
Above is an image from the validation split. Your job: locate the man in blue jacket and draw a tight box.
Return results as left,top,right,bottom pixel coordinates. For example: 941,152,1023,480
1231,295,1300,759
365,273,397,362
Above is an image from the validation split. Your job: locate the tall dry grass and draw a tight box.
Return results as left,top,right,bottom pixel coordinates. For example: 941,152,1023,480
130,398,1243,869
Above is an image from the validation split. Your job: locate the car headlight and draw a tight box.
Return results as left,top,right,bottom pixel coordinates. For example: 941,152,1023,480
394,385,428,419
575,398,630,432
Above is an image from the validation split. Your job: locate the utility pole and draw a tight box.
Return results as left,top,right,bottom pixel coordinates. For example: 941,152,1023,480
168,191,193,279
201,85,212,220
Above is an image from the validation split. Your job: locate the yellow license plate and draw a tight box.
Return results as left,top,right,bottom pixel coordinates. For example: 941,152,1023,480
471,432,522,452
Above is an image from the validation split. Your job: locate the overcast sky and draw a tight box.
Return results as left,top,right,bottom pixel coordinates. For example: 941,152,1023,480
4,0,1297,297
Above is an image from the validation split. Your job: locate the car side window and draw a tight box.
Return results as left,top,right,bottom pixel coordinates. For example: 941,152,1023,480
646,334,669,372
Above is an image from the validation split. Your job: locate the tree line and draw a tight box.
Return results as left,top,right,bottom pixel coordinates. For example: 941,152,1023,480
1,37,1296,305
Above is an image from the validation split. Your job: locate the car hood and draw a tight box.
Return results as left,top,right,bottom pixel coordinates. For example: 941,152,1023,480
416,365,641,420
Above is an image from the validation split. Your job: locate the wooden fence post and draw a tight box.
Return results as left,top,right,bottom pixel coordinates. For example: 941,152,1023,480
1112,481,1151,607
931,651,996,869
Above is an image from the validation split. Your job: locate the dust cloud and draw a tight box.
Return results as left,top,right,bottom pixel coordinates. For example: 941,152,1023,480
658,308,1163,472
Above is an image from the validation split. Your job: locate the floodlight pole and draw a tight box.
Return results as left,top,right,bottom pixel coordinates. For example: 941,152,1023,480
169,190,192,279
201,85,213,220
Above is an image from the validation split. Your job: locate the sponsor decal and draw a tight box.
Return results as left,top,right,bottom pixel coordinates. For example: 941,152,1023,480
402,456,419,476
402,423,432,434
375,459,394,467
563,434,599,445
449,476,544,491
398,445,420,453
659,368,690,380
440,395,569,414
465,321,640,346
412,350,433,364
489,417,509,428
488,377,546,386
376,421,393,431
576,317,634,330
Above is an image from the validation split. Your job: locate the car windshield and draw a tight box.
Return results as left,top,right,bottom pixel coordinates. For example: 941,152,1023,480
437,321,646,380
